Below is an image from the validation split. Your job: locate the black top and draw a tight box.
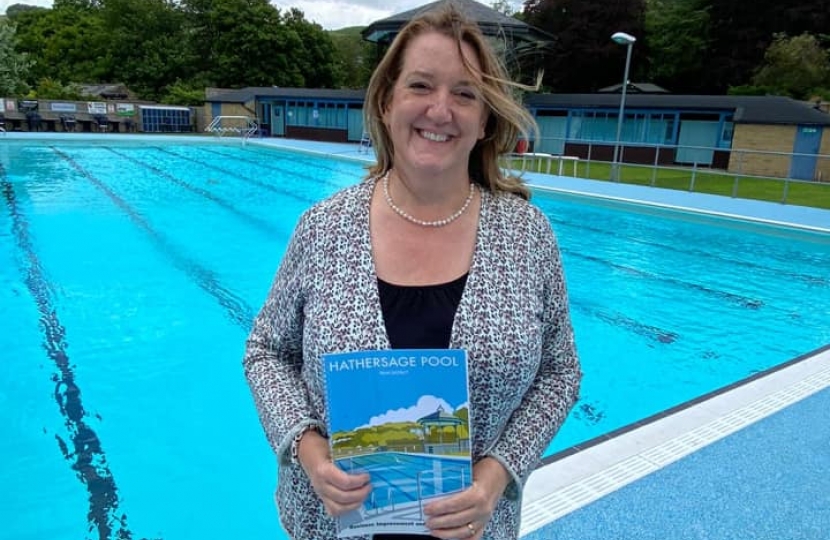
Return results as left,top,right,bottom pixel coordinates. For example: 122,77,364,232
375,273,468,540
377,274,468,349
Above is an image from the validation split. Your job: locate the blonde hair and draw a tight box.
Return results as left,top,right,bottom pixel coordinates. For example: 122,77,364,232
363,1,539,199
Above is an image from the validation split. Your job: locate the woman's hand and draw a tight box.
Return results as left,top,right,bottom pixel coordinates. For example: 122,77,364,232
297,430,372,516
423,457,510,539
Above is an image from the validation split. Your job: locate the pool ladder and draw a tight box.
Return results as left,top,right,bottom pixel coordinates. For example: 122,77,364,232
205,115,259,144
358,132,372,154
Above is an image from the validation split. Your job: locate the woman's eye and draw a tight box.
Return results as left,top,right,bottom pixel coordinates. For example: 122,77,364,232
409,82,430,91
456,89,477,100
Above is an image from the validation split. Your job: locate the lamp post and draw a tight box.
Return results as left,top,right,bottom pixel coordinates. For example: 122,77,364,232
611,31,636,181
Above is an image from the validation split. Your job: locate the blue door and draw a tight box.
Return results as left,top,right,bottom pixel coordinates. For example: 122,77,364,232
676,121,718,165
790,125,822,180
271,103,285,137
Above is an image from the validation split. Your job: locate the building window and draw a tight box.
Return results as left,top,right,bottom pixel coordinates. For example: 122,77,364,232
566,110,678,145
259,103,272,125
140,106,191,133
720,120,734,148
283,100,348,129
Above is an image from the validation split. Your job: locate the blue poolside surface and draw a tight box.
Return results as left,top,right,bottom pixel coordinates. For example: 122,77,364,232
1,134,828,540
523,385,830,540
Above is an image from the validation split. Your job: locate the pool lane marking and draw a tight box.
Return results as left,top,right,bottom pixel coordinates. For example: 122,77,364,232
103,147,281,238
544,204,827,287
565,250,764,309
148,146,319,204
571,302,679,344
53,148,255,331
1,170,140,540
195,145,351,189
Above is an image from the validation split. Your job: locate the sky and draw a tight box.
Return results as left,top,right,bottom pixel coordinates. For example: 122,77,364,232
1,0,523,30
324,349,469,433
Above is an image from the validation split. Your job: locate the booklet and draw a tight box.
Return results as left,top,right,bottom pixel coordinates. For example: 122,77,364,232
322,349,472,538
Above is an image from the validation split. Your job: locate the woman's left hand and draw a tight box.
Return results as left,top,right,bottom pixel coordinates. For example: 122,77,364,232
423,457,510,539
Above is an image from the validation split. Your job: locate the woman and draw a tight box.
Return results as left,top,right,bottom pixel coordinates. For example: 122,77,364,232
243,4,582,540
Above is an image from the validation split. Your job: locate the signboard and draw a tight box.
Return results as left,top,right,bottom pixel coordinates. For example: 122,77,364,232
50,102,78,113
19,100,38,112
116,103,136,117
87,102,107,115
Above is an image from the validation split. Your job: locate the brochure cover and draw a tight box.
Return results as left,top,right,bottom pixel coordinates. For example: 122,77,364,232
322,349,472,538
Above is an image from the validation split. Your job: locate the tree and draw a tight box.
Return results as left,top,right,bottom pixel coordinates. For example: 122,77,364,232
329,27,374,89
180,0,339,89
182,0,300,88
99,0,190,100
644,0,711,92
282,8,340,88
750,33,830,99
522,0,648,92
11,6,108,88
159,80,206,106
699,0,830,93
53,0,103,9
5,3,48,17
0,19,32,95
31,77,87,100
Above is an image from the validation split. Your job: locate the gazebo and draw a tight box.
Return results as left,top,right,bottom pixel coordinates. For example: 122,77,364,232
417,405,465,444
360,0,555,81
362,0,553,46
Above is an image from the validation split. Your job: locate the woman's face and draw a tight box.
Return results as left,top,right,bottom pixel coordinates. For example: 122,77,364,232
383,31,488,179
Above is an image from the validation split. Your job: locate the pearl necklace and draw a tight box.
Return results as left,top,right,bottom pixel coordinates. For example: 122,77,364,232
381,170,476,228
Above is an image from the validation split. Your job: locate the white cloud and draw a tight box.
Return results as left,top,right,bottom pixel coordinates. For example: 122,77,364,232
2,0,53,13
361,394,458,429
4,0,525,31
271,0,526,30
271,0,422,30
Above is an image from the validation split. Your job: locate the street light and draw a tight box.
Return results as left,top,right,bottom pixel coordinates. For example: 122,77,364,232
611,31,636,181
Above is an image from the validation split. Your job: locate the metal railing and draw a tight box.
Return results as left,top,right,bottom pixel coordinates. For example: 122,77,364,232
204,115,259,143
502,137,830,208
358,132,372,154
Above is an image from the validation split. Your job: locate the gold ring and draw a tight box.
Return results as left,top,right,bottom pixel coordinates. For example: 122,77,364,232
466,522,476,537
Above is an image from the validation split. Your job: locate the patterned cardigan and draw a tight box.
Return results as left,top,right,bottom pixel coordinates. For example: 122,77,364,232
243,177,582,540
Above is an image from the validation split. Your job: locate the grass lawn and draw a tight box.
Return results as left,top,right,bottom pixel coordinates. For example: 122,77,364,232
502,157,830,210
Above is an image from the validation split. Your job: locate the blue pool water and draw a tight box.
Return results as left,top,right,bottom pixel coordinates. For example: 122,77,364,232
2,139,829,540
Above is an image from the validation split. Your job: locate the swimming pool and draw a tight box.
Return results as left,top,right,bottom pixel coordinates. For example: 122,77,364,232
337,452,471,509
2,138,828,540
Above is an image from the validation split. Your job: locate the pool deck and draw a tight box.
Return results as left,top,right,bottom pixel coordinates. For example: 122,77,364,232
251,138,830,540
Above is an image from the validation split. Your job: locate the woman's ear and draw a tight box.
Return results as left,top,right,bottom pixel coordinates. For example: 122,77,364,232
480,113,495,140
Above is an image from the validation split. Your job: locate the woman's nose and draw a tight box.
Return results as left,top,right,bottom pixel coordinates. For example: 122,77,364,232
426,91,452,123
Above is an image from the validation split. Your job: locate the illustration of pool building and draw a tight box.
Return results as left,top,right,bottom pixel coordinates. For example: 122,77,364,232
331,405,470,458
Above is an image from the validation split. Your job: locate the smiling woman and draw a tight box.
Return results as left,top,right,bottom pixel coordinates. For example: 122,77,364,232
242,4,581,540
380,30,488,192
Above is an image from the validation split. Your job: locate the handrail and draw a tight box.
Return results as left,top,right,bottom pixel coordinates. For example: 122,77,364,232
358,132,372,154
205,115,259,144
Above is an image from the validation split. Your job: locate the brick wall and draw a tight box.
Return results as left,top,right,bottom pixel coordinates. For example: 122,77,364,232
728,124,795,177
